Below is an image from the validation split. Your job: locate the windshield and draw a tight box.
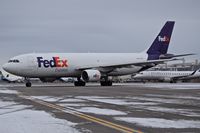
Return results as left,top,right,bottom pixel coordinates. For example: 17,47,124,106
8,59,20,63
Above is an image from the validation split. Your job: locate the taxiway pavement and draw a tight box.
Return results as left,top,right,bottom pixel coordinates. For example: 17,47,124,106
0,83,200,133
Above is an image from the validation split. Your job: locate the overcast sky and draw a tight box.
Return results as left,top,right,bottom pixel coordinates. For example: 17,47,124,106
0,0,200,66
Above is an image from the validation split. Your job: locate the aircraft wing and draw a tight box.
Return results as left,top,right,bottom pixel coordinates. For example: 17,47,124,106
78,58,179,70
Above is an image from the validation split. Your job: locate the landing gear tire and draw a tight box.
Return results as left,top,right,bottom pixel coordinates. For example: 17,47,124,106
26,82,32,87
74,81,86,86
100,81,112,86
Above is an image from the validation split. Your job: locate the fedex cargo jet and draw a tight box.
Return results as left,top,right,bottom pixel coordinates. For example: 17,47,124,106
2,21,192,87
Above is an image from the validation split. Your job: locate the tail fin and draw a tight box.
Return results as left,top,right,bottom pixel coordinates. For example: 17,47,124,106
191,69,200,76
147,21,175,60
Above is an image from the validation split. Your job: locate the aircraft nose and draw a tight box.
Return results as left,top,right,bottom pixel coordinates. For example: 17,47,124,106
2,63,14,73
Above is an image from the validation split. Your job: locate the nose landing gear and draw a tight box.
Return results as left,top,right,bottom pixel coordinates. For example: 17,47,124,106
26,82,32,87
25,78,32,87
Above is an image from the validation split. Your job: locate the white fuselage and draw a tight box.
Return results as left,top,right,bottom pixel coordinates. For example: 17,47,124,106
134,70,200,81
3,53,148,78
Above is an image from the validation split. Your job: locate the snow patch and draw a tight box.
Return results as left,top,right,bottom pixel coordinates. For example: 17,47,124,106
115,117,200,128
145,94,200,101
59,103,98,107
32,96,61,102
130,96,187,105
76,96,158,106
33,96,85,102
77,107,127,116
141,106,200,117
0,89,18,94
0,100,80,133
60,98,85,102
142,83,200,90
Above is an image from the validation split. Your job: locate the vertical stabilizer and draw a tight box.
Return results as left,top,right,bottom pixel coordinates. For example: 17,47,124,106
147,21,175,60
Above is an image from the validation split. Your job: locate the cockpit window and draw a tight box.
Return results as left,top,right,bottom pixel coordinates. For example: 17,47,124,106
8,59,20,63
14,60,19,63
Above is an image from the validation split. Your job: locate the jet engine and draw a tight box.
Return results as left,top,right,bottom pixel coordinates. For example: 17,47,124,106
82,69,101,82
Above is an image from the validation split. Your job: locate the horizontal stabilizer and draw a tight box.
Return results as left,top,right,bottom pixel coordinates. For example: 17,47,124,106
159,53,195,59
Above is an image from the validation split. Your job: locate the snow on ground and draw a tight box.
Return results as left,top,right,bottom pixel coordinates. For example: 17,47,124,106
115,117,200,129
34,95,157,107
32,96,62,102
137,106,200,117
76,107,127,116
60,98,86,102
116,83,200,90
0,88,18,94
34,95,199,117
33,96,127,116
59,103,98,107
0,101,30,115
0,100,80,133
74,96,200,117
26,95,200,118
137,83,200,90
76,96,159,106
129,96,192,105
32,96,85,102
145,94,200,100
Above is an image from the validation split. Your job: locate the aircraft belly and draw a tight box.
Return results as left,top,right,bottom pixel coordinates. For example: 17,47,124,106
108,67,141,76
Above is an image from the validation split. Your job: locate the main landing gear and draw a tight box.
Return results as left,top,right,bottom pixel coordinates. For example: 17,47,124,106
100,80,112,86
170,80,177,83
100,77,112,86
74,78,86,86
74,76,113,86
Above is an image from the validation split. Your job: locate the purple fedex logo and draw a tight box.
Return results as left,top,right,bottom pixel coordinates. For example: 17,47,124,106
37,57,68,68
158,36,170,43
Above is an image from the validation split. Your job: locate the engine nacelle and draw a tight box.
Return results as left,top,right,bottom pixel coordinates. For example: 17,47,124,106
82,69,101,82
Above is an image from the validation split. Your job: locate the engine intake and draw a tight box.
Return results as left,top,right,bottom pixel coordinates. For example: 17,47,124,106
82,69,101,82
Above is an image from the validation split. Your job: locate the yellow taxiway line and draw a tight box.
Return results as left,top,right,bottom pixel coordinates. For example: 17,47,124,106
18,94,143,133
